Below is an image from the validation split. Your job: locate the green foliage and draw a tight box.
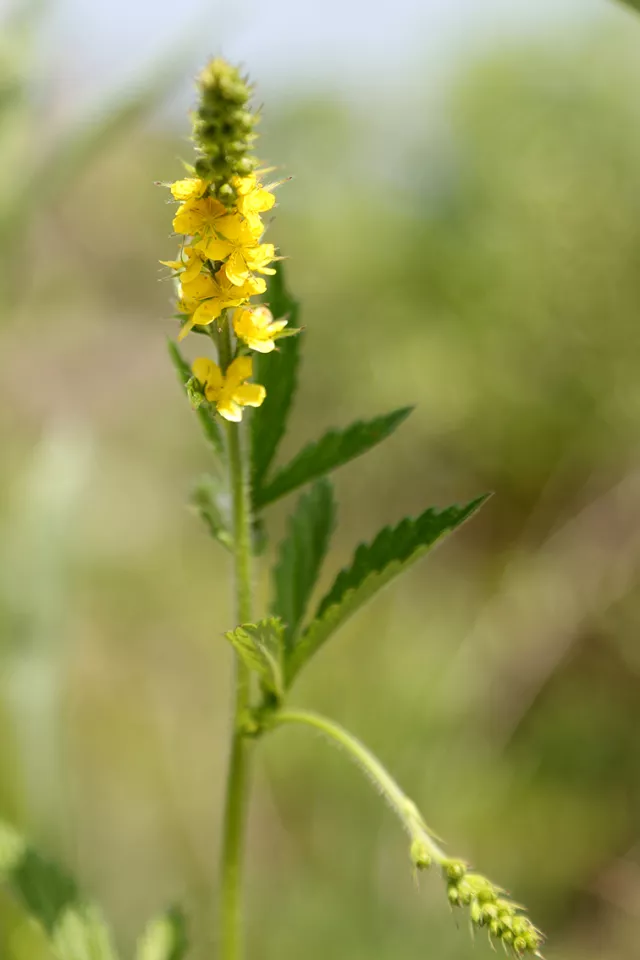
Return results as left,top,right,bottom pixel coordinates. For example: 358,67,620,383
168,340,225,456
254,407,413,510
190,475,233,550
225,618,286,702
287,495,489,682
272,479,336,652
618,0,640,14
251,264,302,495
0,820,118,960
136,907,188,960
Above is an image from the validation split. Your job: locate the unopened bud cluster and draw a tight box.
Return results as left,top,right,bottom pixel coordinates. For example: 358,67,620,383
192,59,258,205
442,859,544,957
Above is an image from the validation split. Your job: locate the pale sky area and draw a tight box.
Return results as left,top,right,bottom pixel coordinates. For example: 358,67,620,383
43,0,621,115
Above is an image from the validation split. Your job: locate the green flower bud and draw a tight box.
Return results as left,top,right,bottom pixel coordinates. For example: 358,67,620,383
194,157,212,178
440,866,542,956
443,859,467,882
482,902,498,921
235,157,255,176
409,838,431,870
186,376,205,410
470,900,484,926
456,880,473,905
191,58,260,205
447,884,461,906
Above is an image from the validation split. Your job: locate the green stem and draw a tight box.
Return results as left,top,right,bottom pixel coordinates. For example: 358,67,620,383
217,317,254,960
270,709,447,865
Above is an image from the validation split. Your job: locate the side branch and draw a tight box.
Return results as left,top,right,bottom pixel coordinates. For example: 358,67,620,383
269,708,543,958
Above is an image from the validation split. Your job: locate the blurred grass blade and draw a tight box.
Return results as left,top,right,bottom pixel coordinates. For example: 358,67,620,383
136,907,188,960
0,819,119,960
5,38,196,237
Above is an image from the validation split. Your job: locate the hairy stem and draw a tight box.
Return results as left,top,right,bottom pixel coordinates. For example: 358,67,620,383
218,318,254,960
270,709,446,864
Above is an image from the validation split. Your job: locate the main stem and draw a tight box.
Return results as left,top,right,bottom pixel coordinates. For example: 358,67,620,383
218,319,253,960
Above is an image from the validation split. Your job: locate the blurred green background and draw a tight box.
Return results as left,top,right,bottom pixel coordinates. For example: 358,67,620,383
2,1,640,958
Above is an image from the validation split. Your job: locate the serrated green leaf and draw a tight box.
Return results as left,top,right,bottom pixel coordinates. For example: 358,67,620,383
272,479,336,653
254,407,413,510
225,618,285,701
136,907,188,960
168,340,225,456
286,495,489,683
0,820,118,960
251,264,302,493
191,475,233,550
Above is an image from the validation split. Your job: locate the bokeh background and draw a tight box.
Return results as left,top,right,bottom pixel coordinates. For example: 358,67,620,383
2,0,640,957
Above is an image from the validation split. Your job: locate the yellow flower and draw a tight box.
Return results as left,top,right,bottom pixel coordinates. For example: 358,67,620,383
160,245,207,284
233,305,288,353
178,269,266,340
192,356,266,422
200,234,276,286
235,174,276,234
173,196,240,240
170,177,208,201
180,268,220,303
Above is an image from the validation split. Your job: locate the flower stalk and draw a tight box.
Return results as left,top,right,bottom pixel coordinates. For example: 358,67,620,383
163,56,545,960
214,318,254,960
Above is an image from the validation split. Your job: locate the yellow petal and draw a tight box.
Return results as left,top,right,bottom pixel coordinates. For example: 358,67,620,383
192,299,222,326
234,175,257,197
192,357,216,384
172,200,202,235
202,238,234,261
244,275,267,296
245,337,276,354
181,255,204,284
215,214,253,243
267,319,288,335
217,397,243,422
226,355,253,387
177,318,195,341
240,212,264,237
251,306,274,328
181,271,217,300
170,177,207,201
232,383,266,408
225,250,250,286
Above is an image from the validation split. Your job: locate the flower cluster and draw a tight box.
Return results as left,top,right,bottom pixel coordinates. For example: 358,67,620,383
163,60,292,422
441,859,544,957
